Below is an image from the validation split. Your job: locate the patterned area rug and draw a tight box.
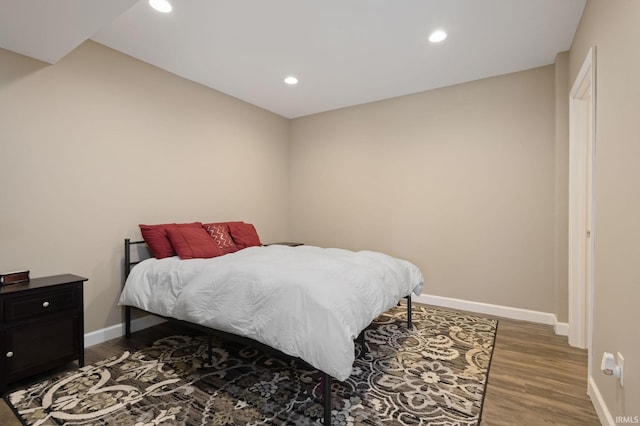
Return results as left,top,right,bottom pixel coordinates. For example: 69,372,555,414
6,306,497,425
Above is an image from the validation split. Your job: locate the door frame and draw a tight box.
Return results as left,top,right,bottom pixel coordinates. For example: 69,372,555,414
568,47,596,352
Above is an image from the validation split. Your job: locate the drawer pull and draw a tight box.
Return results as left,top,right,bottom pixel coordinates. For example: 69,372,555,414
6,351,13,358
42,301,50,308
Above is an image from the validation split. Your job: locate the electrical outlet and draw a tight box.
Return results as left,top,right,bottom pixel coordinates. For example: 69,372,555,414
617,352,624,387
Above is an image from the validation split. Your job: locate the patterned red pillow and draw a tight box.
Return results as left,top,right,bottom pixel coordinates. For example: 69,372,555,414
204,224,238,254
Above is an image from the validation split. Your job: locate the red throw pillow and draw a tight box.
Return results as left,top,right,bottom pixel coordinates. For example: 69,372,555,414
166,226,224,259
227,222,262,249
204,224,239,254
139,222,202,259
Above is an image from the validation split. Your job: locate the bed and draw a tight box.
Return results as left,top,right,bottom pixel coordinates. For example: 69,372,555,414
120,238,424,424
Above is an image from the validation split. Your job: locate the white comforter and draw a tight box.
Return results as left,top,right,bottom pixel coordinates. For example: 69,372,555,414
119,245,424,381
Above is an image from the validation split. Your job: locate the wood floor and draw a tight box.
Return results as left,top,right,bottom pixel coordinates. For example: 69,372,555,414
481,315,600,425
0,307,601,425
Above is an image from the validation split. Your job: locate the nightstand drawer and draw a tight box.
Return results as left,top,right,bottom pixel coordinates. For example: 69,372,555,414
3,286,79,322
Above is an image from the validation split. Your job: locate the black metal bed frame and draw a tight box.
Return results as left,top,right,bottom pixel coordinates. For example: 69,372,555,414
123,238,413,425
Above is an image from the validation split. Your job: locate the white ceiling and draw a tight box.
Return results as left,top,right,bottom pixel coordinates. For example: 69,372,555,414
1,0,586,118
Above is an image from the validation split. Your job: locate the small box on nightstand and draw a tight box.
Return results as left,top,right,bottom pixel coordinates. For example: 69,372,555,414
0,270,30,286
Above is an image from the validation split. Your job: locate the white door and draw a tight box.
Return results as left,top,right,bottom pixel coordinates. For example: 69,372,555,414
568,47,595,355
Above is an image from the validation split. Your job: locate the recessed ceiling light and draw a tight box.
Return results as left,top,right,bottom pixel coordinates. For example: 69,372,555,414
284,76,299,85
149,0,172,13
429,30,447,43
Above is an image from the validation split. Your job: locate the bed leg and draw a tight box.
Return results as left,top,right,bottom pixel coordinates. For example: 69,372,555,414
321,372,332,425
125,306,132,338
357,329,366,355
405,294,413,330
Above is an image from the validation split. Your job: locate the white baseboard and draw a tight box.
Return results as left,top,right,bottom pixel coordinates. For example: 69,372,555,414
414,294,568,336
84,315,166,348
554,321,569,336
588,375,614,425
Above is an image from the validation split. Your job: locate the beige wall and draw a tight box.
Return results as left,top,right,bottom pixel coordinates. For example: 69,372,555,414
289,66,559,314
569,0,640,418
0,41,290,333
1,40,567,337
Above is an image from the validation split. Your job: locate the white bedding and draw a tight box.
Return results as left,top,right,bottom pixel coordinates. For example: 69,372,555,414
119,244,424,381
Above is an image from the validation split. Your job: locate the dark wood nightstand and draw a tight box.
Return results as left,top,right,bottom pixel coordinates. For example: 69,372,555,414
0,274,87,394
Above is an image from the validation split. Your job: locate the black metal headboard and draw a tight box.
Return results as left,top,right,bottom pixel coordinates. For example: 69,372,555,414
124,239,149,281
123,238,150,338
